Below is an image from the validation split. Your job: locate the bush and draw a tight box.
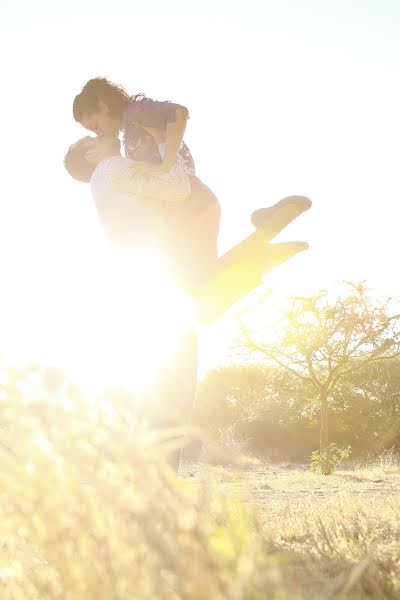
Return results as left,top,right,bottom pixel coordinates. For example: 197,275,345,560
310,444,352,475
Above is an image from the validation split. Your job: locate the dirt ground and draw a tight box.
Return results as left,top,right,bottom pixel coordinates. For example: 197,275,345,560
180,459,400,504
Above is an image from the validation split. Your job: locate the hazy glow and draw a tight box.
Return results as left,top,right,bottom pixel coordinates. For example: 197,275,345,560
1,243,195,393
1,0,400,377
63,248,196,393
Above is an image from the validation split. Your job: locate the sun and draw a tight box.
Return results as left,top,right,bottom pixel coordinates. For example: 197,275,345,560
65,246,197,394
1,244,196,396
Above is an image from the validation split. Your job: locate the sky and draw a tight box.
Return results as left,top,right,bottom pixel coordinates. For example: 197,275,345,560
1,0,400,381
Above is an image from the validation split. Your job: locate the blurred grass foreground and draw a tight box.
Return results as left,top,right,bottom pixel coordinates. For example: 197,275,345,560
0,360,399,599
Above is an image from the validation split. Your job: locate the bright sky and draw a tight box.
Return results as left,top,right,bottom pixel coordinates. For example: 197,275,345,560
1,0,400,382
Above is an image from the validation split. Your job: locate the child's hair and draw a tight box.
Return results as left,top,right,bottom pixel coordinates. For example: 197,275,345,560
73,77,144,121
64,139,96,183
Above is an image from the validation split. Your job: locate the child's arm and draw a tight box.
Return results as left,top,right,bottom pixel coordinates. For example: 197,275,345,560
158,106,189,171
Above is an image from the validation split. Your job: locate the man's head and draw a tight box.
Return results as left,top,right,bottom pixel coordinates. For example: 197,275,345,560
73,77,130,137
64,136,121,183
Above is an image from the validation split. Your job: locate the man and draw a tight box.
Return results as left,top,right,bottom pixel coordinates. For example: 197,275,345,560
64,135,311,470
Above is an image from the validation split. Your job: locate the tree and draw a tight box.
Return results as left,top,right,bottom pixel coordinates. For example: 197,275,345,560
330,357,400,453
195,363,318,460
237,282,400,473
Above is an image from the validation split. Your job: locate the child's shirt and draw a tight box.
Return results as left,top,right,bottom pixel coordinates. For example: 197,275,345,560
122,98,195,175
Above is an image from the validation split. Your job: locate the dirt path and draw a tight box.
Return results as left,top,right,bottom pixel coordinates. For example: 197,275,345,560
180,460,400,504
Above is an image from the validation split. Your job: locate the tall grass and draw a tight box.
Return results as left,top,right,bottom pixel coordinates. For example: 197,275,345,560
0,364,399,598
0,373,281,600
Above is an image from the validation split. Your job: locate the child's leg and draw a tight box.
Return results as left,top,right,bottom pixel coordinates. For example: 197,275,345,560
196,238,309,323
131,144,191,203
251,196,312,231
131,164,191,203
164,176,221,291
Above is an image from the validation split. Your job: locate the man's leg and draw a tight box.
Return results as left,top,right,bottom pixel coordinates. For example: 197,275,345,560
159,329,198,471
139,329,198,473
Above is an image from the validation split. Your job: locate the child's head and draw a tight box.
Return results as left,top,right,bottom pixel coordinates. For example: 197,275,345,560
73,77,131,137
64,136,121,182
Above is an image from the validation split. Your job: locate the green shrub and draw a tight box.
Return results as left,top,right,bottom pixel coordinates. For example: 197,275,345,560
310,444,352,475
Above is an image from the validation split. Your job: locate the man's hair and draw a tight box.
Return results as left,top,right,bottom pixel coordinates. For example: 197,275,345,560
73,77,142,122
64,139,96,183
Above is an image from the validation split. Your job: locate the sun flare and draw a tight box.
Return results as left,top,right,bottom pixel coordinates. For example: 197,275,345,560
1,245,196,396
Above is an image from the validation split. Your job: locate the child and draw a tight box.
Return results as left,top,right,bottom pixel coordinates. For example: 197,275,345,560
73,77,195,181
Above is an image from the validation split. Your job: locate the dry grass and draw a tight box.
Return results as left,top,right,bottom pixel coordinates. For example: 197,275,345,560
0,373,399,599
259,495,400,599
